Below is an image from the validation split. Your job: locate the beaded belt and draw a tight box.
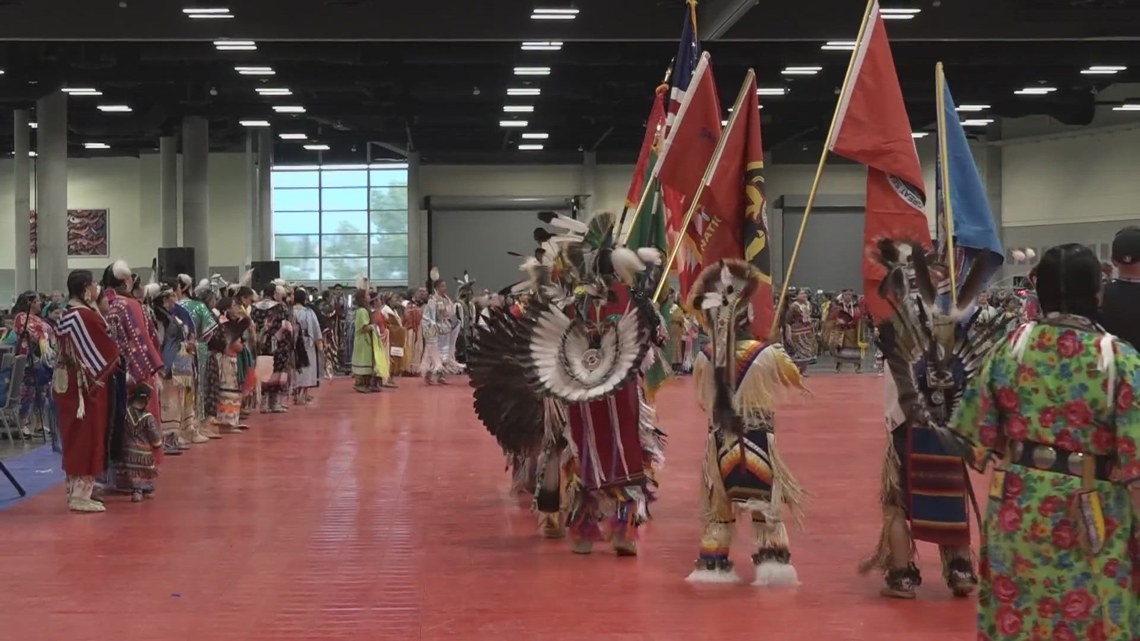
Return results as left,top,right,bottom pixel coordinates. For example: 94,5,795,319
1008,441,1111,481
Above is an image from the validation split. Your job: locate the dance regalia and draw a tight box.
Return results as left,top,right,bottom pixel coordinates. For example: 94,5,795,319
13,311,57,426
824,297,863,369
467,211,666,553
251,300,292,397
292,303,321,390
53,303,120,510
859,240,1017,598
403,303,424,376
687,260,808,585
369,306,391,381
180,297,218,418
783,300,817,370
421,291,456,380
104,291,164,468
382,304,406,376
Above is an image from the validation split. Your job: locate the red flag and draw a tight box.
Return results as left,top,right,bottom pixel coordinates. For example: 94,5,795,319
701,72,774,338
653,52,722,296
626,87,668,208
827,0,930,322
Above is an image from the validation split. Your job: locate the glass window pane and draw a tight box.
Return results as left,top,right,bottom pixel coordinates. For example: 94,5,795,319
369,186,409,213
272,170,319,188
322,210,368,233
370,257,409,283
321,187,369,211
274,188,320,212
370,208,408,234
320,170,368,188
369,234,408,257
321,234,368,257
279,258,319,281
274,211,320,234
322,258,367,282
274,235,321,258
369,168,408,187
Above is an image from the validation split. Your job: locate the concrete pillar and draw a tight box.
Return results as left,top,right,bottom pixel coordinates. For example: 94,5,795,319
246,130,259,262
581,150,597,219
256,129,273,261
13,109,31,293
35,91,68,291
407,150,424,286
159,135,178,247
181,116,209,280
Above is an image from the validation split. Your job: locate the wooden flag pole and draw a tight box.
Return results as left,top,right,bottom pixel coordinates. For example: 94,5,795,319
935,61,958,307
768,0,877,341
652,69,755,302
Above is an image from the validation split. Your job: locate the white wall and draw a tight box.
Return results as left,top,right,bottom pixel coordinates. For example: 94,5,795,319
0,152,251,271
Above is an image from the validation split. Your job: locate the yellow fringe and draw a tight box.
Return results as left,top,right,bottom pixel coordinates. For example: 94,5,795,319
766,432,807,530
701,434,735,524
733,344,810,415
692,351,716,414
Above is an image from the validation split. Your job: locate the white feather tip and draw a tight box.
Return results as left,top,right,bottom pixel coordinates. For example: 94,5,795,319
111,259,131,281
635,248,663,265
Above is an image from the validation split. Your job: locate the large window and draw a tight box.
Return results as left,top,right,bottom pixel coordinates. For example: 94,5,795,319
272,164,409,287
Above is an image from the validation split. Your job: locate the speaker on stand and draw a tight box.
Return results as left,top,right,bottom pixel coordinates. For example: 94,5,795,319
250,260,281,294
156,247,196,283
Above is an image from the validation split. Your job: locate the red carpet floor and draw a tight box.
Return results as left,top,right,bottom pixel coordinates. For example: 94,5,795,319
0,375,976,641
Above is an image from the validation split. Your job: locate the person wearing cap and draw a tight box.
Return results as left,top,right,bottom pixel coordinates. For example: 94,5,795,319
1101,225,1140,349
951,243,1140,640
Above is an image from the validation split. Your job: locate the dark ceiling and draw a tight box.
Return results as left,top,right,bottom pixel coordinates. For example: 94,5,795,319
1,0,1139,164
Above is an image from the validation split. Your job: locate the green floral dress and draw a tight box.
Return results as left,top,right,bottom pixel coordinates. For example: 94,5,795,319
951,319,1140,641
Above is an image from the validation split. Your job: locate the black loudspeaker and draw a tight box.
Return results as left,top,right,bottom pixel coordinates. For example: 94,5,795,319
156,247,196,283
251,260,281,294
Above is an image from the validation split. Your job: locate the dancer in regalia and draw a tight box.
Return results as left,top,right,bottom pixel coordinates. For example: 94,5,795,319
686,260,808,586
467,211,666,555
421,269,457,385
251,282,294,413
825,289,864,372
858,241,1017,599
54,270,121,513
783,288,818,375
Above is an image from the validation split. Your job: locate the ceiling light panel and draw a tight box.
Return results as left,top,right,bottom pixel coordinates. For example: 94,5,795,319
508,88,541,96
272,105,306,113
781,66,822,76
757,87,787,96
503,105,535,113
303,144,330,151
84,142,110,149
518,144,545,150
1113,104,1140,111
521,41,564,51
500,120,529,128
521,132,549,140
821,41,856,51
911,132,929,138
955,104,990,112
256,88,292,96
960,118,994,126
1081,65,1126,75
236,66,275,75
880,7,920,19
240,120,271,127
215,39,256,51
184,7,233,18
531,8,579,20
97,105,133,112
1014,87,1056,95
514,67,551,76
279,133,308,140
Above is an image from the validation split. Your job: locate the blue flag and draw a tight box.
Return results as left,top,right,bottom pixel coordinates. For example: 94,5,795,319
937,75,1004,286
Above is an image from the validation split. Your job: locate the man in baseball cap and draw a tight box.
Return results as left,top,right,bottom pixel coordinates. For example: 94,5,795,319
1100,225,1140,348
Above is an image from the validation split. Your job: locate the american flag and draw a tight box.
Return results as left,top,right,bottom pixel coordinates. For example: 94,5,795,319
665,2,700,132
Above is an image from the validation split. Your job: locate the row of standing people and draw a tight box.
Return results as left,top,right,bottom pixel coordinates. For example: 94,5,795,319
47,261,325,512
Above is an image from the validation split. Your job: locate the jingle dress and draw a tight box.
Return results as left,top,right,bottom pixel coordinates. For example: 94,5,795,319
825,298,863,367
783,300,817,370
951,318,1140,641
119,405,162,491
251,300,293,404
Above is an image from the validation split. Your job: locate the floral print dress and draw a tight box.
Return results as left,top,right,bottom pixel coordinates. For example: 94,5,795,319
951,318,1140,641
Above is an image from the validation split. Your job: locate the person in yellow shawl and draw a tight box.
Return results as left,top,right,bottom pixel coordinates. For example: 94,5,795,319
369,293,393,388
350,289,378,393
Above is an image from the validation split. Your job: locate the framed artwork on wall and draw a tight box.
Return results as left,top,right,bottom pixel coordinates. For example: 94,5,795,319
28,208,111,257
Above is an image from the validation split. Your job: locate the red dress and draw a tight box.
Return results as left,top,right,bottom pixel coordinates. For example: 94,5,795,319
54,305,120,477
